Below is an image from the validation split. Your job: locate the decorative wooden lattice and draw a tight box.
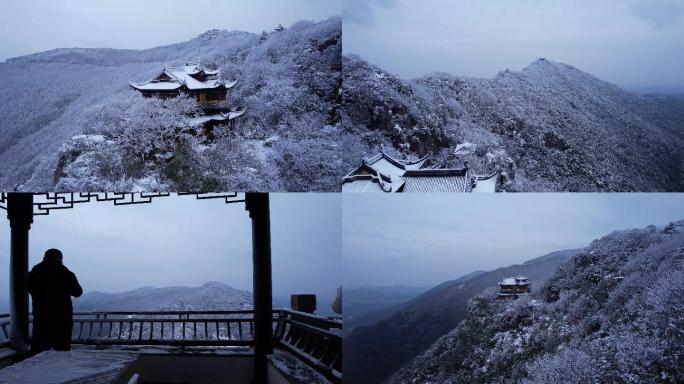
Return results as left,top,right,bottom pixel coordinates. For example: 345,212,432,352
0,192,245,216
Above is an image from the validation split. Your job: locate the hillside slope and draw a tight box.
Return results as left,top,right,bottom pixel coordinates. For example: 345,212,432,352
344,285,429,329
0,17,347,191
343,249,578,384
393,222,684,383
342,56,684,192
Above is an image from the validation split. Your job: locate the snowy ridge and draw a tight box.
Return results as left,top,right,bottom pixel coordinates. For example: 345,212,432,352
342,56,684,192
74,282,252,312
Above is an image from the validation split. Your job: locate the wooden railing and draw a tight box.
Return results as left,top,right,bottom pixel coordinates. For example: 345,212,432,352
70,310,258,347
274,311,342,384
0,314,10,349
0,310,342,382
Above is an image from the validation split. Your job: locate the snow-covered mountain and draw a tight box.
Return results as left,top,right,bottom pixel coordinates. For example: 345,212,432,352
342,56,684,192
344,249,579,384
0,17,343,191
74,282,252,312
391,222,684,383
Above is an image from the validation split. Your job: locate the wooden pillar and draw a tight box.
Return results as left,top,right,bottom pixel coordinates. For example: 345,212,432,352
7,193,33,356
245,193,273,383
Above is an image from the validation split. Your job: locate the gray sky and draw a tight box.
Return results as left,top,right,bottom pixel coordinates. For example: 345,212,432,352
0,194,340,303
343,193,684,288
0,0,340,62
344,0,684,91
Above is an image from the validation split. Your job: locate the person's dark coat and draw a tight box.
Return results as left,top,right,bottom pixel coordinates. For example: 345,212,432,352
27,260,82,353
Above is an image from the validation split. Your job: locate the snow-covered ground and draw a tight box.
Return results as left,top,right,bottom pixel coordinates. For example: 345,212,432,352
0,347,135,384
0,346,329,384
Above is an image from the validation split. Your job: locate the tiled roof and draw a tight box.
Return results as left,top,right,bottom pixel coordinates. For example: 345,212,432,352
130,63,237,92
342,150,499,193
401,169,470,192
341,178,388,193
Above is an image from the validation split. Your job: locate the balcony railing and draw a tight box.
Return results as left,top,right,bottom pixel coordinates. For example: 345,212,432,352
0,309,342,382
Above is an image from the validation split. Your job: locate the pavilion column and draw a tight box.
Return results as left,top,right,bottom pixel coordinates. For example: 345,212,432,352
7,193,33,356
245,193,273,383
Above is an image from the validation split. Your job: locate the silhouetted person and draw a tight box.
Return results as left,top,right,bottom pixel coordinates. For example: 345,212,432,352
27,249,82,354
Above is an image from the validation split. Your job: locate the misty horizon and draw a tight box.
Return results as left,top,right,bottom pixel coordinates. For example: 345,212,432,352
346,52,684,95
343,194,684,288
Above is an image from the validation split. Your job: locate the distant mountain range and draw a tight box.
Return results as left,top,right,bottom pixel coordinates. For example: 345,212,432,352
344,249,580,384
74,282,253,312
392,221,684,383
344,285,429,330
342,56,684,192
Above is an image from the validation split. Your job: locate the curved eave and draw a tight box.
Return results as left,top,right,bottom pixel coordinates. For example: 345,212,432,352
129,82,183,92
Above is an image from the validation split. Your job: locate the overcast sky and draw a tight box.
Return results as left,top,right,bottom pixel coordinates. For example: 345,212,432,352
344,0,684,91
0,0,340,62
0,194,340,304
343,193,684,288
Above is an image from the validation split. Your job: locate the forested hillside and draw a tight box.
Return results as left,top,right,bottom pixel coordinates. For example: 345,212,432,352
342,56,684,192
344,250,577,384
392,221,684,383
0,17,352,191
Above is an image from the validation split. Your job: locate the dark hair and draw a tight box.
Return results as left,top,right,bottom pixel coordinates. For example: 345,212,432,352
44,248,63,263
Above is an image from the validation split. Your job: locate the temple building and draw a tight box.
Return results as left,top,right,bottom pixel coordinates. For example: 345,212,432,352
130,62,243,127
342,150,499,193
130,62,237,111
497,276,531,299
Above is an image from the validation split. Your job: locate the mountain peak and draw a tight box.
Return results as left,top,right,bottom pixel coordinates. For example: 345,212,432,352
196,29,223,41
523,57,568,72
201,281,230,289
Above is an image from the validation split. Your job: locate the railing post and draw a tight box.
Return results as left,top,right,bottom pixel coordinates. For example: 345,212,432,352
245,193,273,383
7,193,33,357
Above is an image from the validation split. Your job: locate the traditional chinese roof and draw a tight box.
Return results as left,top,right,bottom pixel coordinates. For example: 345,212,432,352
342,149,499,193
500,276,530,287
187,109,247,127
130,62,237,92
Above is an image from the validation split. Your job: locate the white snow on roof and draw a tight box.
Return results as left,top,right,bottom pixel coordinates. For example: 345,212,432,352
473,175,497,193
501,278,517,285
130,81,182,91
342,178,387,193
343,151,478,193
188,110,246,126
371,157,405,178
188,114,227,126
168,68,223,90
0,348,136,384
227,109,246,119
184,64,201,75
454,141,477,155
133,65,233,91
